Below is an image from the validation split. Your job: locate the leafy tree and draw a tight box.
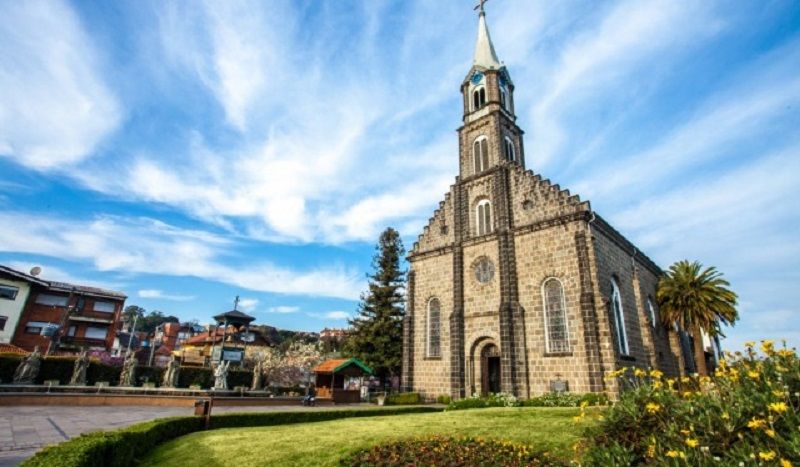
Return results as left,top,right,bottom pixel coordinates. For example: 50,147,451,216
138,310,180,334
657,260,738,376
122,305,146,327
343,227,406,385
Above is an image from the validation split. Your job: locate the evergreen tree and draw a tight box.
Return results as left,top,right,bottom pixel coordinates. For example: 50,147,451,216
343,227,406,385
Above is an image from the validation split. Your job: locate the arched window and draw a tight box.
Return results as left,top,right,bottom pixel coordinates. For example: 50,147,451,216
543,278,570,353
476,199,493,235
427,298,441,357
473,136,489,173
647,297,657,328
610,278,629,355
500,87,508,111
472,87,486,110
503,136,516,162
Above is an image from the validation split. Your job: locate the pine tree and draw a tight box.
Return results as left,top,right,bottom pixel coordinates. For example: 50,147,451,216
343,227,406,385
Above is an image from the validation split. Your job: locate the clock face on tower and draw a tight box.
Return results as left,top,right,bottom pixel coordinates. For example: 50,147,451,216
471,72,484,85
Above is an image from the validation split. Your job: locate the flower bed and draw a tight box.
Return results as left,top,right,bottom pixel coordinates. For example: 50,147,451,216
445,391,608,411
340,435,566,466
580,341,799,465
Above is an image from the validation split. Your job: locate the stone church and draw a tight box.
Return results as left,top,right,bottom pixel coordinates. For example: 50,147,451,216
401,6,687,400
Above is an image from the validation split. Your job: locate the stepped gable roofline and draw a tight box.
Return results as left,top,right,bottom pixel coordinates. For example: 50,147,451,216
591,214,663,276
0,264,50,287
47,281,127,300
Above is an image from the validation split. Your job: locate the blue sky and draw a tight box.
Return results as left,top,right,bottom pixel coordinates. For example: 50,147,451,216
0,0,798,350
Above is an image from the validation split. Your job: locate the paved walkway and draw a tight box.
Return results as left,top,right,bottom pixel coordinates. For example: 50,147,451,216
0,404,349,466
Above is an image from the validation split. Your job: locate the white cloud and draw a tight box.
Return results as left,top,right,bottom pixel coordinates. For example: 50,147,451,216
267,306,299,314
236,298,259,312
309,311,350,321
0,212,363,300
138,289,196,302
0,0,121,169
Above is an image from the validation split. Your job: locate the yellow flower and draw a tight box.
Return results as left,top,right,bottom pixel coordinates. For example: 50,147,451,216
634,368,646,378
685,438,699,448
759,451,777,461
646,444,656,458
761,340,775,354
773,390,786,398
765,429,776,438
747,417,767,429
780,459,792,467
682,391,694,398
721,412,730,420
653,380,663,389
666,450,680,458
680,376,691,384
580,400,589,409
747,371,760,379
744,341,755,348
777,348,795,358
650,369,664,379
728,368,739,379
645,402,661,414
680,429,691,436
768,402,788,414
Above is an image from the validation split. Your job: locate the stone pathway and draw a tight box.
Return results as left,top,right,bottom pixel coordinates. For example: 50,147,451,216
0,404,361,466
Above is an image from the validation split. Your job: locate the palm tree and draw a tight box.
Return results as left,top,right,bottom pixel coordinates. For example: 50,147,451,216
657,260,738,376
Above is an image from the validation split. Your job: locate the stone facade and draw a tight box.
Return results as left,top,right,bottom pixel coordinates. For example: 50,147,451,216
402,11,686,400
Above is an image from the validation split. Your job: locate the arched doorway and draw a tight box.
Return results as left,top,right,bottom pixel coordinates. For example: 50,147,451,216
481,344,501,394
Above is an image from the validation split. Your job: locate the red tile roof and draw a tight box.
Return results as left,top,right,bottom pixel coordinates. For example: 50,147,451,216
0,343,29,355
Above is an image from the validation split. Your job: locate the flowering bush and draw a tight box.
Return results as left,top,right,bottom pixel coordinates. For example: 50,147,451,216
446,392,520,410
340,436,565,466
445,392,608,411
580,341,800,465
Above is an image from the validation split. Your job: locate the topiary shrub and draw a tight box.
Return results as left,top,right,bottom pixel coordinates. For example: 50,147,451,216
385,392,421,405
580,341,800,465
340,436,566,466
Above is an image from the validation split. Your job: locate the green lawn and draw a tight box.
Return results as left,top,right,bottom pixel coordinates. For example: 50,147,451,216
141,407,592,467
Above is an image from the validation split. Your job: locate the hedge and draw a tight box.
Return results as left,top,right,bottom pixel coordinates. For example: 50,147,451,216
22,406,443,467
385,392,421,405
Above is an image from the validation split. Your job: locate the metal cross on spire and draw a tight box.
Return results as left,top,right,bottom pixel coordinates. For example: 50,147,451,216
474,0,489,14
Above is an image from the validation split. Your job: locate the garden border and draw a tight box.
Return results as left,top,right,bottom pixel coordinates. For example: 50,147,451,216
20,406,443,467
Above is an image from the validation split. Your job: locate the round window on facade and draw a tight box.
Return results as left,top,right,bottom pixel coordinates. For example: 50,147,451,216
474,257,495,284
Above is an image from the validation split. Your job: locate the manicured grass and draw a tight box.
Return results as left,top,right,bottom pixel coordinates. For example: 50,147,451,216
141,407,592,466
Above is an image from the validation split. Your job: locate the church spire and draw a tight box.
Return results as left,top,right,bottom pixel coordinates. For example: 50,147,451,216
473,0,502,69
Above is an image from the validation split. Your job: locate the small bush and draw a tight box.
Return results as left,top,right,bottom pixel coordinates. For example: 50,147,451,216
385,392,421,405
446,392,520,410
522,392,609,408
580,341,800,465
340,436,566,466
436,394,452,405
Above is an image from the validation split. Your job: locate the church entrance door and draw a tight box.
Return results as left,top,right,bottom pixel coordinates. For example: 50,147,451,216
481,344,501,394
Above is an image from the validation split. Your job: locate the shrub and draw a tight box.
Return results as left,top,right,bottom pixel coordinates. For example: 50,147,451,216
446,392,519,410
177,366,213,388
580,341,800,465
522,392,609,408
436,394,452,405
385,392,421,405
22,406,443,467
340,436,566,466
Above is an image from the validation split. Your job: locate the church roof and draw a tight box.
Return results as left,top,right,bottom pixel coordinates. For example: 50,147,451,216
473,11,502,70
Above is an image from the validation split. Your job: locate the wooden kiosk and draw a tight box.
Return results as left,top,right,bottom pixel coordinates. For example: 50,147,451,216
313,358,372,404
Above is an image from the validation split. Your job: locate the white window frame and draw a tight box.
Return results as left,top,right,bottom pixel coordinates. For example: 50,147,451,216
24,321,51,334
646,297,657,328
93,300,116,313
473,135,489,174
611,279,630,355
476,199,493,236
35,293,69,307
542,278,571,353
0,285,19,300
85,326,109,340
427,298,441,358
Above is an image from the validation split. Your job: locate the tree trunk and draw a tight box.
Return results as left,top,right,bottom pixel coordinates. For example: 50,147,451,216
692,324,708,376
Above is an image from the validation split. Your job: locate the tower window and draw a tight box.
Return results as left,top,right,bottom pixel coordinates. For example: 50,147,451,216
427,298,441,357
500,87,508,111
504,136,516,162
610,278,629,355
543,278,570,353
476,199,493,235
472,86,486,110
473,136,489,173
